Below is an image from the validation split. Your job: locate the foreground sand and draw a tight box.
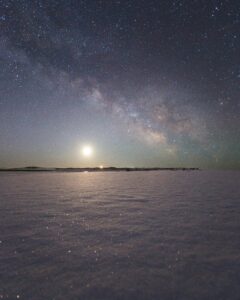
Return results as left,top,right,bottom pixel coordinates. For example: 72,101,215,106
0,171,240,299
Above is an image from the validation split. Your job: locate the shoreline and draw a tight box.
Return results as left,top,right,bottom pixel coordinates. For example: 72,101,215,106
0,167,200,172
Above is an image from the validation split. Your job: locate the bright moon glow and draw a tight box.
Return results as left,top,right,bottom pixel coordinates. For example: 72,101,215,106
82,145,93,157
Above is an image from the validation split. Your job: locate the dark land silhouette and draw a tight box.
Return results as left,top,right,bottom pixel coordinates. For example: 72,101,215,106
0,166,200,172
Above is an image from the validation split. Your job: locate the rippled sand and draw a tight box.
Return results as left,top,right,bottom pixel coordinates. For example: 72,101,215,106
1,171,240,300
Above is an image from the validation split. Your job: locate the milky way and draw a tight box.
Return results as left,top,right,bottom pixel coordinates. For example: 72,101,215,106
0,0,239,168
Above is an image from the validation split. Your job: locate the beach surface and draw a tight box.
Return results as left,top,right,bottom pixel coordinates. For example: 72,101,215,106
0,171,240,300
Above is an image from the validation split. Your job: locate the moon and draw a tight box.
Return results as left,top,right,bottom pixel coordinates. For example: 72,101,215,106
82,145,93,157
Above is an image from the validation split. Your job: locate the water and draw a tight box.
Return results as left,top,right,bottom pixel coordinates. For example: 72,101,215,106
0,171,240,300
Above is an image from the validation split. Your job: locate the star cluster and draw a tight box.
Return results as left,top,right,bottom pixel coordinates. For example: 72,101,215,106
0,0,239,168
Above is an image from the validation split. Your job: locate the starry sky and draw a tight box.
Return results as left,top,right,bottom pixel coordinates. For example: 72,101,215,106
0,0,239,169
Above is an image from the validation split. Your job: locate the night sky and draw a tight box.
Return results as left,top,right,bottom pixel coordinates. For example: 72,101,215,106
0,0,239,169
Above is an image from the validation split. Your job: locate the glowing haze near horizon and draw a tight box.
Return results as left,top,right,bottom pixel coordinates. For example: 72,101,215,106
0,0,239,169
